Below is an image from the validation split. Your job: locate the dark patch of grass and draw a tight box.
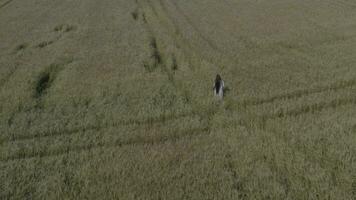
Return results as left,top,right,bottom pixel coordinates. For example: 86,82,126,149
144,37,162,72
7,114,14,126
150,38,161,64
131,10,139,20
14,43,27,52
171,55,178,71
352,175,356,199
54,25,63,32
182,90,191,103
150,37,158,49
64,25,76,32
142,13,147,23
37,40,54,48
151,49,161,64
54,24,76,32
35,72,51,98
34,59,73,98
143,61,154,73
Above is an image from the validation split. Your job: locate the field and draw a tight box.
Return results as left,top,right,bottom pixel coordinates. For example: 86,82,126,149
1,0,356,199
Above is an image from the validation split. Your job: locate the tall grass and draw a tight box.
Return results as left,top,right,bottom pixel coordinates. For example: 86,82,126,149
0,0,355,199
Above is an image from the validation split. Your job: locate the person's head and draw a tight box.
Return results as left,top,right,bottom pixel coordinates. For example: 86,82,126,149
215,74,221,82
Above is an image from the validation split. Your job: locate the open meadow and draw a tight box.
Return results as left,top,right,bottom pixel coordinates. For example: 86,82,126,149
1,0,356,199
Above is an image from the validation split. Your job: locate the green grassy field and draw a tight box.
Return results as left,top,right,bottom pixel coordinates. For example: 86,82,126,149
1,0,356,199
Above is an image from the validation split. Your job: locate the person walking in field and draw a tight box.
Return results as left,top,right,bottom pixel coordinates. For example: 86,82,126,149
213,74,224,99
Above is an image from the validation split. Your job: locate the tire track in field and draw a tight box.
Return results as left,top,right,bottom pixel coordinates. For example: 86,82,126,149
142,0,236,83
157,0,230,67
140,0,199,70
0,0,210,161
135,1,178,92
1,58,74,128
167,0,255,60
153,0,204,72
168,0,221,52
0,126,209,162
0,0,14,10
139,0,247,79
147,0,224,60
300,19,356,49
135,0,171,73
149,0,253,75
259,96,356,120
230,79,356,128
156,0,180,34
136,0,198,104
319,0,356,10
1,111,196,144
239,78,356,107
139,0,228,111
0,1,71,89
327,0,356,8
4,77,355,145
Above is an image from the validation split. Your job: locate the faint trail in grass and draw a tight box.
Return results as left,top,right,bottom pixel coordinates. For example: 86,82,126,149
36,40,55,49
157,0,180,35
148,0,254,73
4,77,355,145
35,24,77,49
139,0,235,78
260,97,356,120
240,78,356,107
0,21,74,90
0,126,209,162
149,0,223,57
169,0,221,52
323,0,356,9
0,0,14,10
1,112,196,144
147,0,160,18
137,0,196,103
140,0,197,70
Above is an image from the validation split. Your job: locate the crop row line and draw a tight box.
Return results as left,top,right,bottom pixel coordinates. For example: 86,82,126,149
3,78,355,145
239,78,356,107
0,0,14,9
1,111,195,144
260,96,356,121
0,126,209,162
